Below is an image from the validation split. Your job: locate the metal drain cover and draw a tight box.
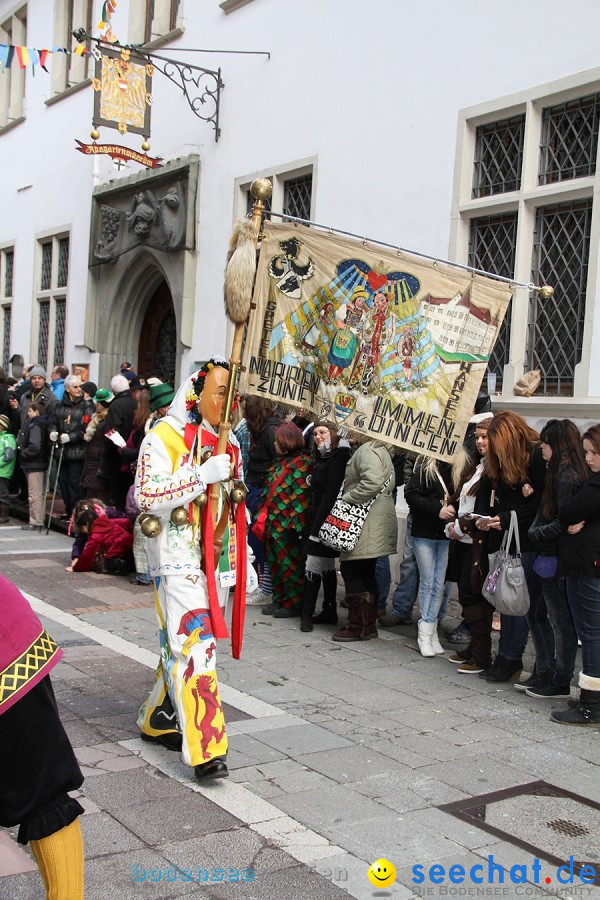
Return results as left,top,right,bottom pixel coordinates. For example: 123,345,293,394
440,781,600,885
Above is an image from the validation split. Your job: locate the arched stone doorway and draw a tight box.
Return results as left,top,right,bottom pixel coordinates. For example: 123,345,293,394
138,280,177,385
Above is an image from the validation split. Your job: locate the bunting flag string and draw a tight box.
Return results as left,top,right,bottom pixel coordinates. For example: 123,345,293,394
0,42,92,73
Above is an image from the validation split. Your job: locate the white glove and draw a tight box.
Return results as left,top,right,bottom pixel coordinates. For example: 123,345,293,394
197,453,231,485
49,431,59,442
59,433,70,444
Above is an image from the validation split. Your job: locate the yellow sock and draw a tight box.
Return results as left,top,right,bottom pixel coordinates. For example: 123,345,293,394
30,818,84,900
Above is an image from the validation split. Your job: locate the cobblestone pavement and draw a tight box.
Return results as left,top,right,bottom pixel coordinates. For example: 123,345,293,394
1,520,599,900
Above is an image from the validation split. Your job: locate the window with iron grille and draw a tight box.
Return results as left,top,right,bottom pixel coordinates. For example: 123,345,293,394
57,238,69,288
468,212,518,391
54,298,66,365
528,199,592,396
1,306,10,371
36,234,70,370
38,301,50,371
4,250,13,298
41,243,53,291
539,93,600,185
472,115,525,198
283,173,313,221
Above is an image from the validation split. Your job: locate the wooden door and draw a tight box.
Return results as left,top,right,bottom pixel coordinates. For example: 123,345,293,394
138,281,177,384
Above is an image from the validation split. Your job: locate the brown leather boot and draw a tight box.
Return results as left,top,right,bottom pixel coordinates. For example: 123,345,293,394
332,592,369,642
366,591,379,638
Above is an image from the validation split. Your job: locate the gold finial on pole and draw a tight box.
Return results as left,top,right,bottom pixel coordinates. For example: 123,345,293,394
538,285,554,301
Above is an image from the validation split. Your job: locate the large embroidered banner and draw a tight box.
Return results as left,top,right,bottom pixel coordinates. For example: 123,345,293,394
239,222,513,462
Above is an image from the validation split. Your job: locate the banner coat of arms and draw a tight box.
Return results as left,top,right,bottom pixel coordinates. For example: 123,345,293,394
239,223,513,463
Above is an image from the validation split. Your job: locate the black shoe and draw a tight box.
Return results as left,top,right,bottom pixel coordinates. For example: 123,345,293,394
514,672,543,692
141,731,183,751
194,757,229,780
486,657,523,683
526,682,571,699
446,623,470,644
300,619,314,632
313,608,338,625
551,698,600,726
478,657,500,679
20,523,41,531
273,606,301,618
262,601,282,615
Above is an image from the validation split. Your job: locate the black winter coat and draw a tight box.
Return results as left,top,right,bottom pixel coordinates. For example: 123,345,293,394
558,472,600,577
17,415,49,471
246,416,281,487
99,390,137,480
528,466,586,557
405,461,453,540
305,444,351,558
51,394,94,462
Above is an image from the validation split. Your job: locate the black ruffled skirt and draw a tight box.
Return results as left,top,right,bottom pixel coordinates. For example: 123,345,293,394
0,675,84,843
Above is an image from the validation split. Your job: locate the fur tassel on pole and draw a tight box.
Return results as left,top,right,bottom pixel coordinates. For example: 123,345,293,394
211,178,272,523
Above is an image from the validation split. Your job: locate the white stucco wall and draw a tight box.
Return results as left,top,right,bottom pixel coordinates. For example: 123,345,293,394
1,0,599,395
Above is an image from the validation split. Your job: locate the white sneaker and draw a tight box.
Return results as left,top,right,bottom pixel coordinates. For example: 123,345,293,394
246,589,273,605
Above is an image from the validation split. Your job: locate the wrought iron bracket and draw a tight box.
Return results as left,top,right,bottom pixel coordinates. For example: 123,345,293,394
143,54,223,141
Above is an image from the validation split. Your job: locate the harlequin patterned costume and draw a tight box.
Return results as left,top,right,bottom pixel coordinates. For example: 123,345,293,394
134,365,247,771
264,452,312,609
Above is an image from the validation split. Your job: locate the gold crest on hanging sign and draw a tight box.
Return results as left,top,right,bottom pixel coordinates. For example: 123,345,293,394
170,506,189,526
334,391,356,423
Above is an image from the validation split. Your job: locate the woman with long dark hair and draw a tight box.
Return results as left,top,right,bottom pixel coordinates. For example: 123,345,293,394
551,424,600,726
262,423,313,618
300,421,350,632
475,411,546,683
525,419,587,698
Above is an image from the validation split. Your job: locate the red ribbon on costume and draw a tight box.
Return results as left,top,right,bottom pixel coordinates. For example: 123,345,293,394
183,422,247,657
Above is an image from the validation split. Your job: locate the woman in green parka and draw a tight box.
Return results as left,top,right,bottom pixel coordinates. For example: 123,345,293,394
261,422,313,618
333,439,397,642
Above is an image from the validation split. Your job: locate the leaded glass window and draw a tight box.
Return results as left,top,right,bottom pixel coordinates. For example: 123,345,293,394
283,173,312,221
468,212,518,391
472,115,525,198
539,93,600,185
38,300,50,370
57,238,69,288
54,298,66,365
528,199,592,396
2,305,10,370
41,242,53,291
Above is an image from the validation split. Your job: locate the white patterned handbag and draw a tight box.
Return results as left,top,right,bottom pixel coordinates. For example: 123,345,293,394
318,477,391,553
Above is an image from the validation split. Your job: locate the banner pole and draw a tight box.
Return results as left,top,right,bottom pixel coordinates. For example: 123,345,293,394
211,178,272,523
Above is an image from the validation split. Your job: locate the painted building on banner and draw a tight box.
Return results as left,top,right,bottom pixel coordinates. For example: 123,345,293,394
1,0,600,427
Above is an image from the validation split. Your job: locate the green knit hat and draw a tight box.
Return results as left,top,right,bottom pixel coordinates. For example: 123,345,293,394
149,382,175,412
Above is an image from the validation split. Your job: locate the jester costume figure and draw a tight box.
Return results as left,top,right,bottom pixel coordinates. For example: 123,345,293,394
135,359,247,781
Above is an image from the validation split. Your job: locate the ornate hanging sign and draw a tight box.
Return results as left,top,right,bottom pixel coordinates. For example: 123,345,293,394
74,139,163,169
92,46,154,136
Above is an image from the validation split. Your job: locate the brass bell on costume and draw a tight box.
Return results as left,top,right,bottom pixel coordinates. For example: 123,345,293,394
193,491,209,508
230,481,247,504
170,506,189,526
139,514,162,537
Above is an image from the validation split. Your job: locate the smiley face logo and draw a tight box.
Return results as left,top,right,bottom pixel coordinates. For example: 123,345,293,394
367,858,396,888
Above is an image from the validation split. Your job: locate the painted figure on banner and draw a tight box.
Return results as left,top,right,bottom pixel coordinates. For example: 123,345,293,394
244,223,513,463
135,357,248,782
